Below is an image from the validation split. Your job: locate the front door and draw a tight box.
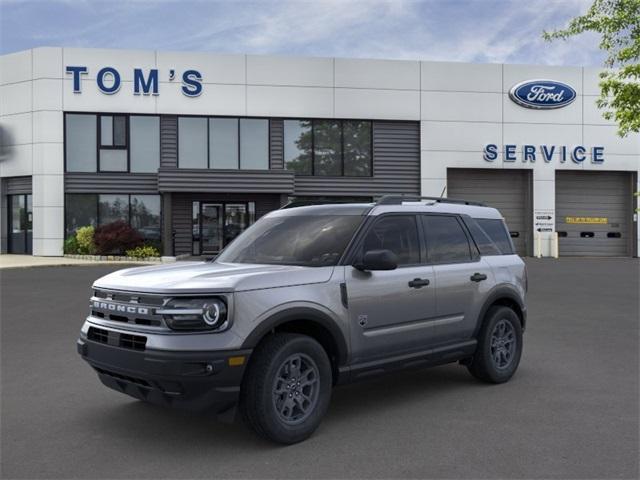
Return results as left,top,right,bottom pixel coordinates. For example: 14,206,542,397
201,203,223,255
8,194,32,254
345,214,437,363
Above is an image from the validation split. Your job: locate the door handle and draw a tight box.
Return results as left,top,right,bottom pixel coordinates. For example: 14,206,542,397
408,278,430,288
470,273,488,282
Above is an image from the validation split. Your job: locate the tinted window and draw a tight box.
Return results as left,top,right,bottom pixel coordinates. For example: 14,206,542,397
178,117,207,168
210,118,238,169
464,218,501,256
98,195,129,225
423,215,472,263
131,195,161,247
217,215,362,267
284,120,312,174
66,114,97,172
130,116,160,173
313,120,341,176
361,216,420,265
476,218,514,254
343,121,371,176
65,194,97,237
240,119,268,169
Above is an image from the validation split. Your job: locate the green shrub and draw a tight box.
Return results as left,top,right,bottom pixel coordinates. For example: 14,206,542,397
125,245,160,258
64,236,79,254
76,225,96,254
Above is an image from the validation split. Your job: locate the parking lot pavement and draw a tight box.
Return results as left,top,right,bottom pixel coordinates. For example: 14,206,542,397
1,259,638,479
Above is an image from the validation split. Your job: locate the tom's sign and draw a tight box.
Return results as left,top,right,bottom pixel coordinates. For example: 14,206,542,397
65,66,203,97
509,79,576,109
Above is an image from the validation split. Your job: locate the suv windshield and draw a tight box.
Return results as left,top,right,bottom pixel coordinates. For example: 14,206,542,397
216,214,364,267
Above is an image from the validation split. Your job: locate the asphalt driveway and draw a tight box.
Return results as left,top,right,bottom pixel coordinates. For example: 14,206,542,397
1,258,638,479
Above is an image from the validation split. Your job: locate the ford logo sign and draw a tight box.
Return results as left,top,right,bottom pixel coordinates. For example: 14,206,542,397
509,79,577,109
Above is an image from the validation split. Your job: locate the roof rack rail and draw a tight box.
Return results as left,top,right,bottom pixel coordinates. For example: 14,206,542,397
375,194,486,207
280,200,368,209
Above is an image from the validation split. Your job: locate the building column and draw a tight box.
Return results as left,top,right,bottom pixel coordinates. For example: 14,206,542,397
532,167,555,258
161,192,173,256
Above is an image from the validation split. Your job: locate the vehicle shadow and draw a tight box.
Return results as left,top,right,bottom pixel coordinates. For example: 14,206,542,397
78,363,488,450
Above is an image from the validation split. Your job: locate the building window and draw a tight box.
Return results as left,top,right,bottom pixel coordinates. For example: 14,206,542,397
130,195,162,247
98,194,130,225
65,114,97,172
65,194,98,237
284,119,372,177
240,119,269,170
99,115,128,172
178,117,269,171
209,118,238,169
65,113,159,173
191,201,256,255
283,120,312,175
178,117,208,168
65,194,161,248
130,116,160,172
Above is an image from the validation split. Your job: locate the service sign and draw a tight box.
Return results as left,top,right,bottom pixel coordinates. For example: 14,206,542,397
509,79,577,109
534,210,555,233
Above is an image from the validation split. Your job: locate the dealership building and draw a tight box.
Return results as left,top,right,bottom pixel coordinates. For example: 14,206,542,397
1,47,638,258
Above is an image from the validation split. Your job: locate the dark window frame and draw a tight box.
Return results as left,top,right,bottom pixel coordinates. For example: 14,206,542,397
97,114,129,172
177,115,271,171
63,112,161,174
285,118,374,178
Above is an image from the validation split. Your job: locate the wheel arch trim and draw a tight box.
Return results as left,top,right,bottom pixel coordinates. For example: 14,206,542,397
241,307,349,366
474,285,527,336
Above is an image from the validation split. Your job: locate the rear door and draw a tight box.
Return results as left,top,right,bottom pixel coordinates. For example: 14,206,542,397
345,214,437,363
422,214,494,344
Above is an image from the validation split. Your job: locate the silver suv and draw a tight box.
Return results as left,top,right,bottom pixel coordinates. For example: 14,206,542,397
77,196,527,444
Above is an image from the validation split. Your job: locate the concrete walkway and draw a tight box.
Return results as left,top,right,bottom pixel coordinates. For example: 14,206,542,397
0,254,155,270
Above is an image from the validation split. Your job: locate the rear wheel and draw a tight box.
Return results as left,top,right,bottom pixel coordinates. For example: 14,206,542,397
240,333,332,444
467,306,523,383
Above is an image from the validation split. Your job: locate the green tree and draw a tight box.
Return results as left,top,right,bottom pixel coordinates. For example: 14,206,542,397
543,0,640,136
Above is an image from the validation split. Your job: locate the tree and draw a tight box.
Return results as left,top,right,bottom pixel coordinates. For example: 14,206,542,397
543,0,640,137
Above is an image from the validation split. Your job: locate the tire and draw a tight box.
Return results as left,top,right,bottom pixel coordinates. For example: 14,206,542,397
240,333,332,444
467,306,523,384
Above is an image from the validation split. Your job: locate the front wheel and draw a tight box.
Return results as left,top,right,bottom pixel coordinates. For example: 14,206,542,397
467,306,523,383
240,333,332,444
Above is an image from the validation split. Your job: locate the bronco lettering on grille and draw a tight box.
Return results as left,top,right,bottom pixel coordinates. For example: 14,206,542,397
91,300,149,315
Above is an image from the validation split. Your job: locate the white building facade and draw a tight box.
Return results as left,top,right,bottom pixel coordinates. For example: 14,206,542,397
1,47,638,257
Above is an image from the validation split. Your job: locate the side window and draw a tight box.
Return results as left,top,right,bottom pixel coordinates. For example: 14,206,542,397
423,215,472,264
464,218,501,256
476,218,514,254
361,215,420,266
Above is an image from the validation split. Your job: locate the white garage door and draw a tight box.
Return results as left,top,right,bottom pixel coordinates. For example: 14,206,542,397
556,171,634,257
447,169,532,256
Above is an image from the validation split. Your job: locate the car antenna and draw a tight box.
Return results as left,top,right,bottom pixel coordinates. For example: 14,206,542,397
439,185,446,199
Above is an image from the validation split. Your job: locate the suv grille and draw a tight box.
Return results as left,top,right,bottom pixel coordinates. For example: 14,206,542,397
90,289,166,329
87,326,147,351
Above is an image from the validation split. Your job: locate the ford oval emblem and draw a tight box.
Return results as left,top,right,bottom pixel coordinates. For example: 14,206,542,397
509,79,577,109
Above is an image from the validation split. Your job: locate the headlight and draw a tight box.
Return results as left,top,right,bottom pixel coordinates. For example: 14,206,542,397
158,297,229,331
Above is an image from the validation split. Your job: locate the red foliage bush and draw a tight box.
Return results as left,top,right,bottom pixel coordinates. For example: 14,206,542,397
93,220,143,255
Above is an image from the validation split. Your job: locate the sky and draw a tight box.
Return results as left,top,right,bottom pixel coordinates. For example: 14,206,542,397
0,0,604,66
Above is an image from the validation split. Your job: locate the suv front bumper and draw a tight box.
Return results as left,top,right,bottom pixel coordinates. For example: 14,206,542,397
77,334,252,415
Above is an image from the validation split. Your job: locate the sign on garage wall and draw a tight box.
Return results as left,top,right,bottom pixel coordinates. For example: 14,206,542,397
565,217,608,224
534,209,555,232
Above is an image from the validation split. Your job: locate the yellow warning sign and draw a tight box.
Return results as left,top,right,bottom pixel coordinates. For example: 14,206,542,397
565,216,608,224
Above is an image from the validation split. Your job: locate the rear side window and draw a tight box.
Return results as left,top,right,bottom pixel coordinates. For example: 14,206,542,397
422,215,472,264
464,219,502,256
361,215,421,265
476,218,514,254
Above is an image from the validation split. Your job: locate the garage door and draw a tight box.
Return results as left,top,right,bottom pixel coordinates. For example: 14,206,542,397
447,169,532,256
556,171,634,257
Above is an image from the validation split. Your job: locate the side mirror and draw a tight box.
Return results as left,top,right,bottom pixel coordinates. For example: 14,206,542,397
354,249,398,271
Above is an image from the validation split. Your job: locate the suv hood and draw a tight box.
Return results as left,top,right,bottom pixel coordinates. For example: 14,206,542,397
93,261,335,294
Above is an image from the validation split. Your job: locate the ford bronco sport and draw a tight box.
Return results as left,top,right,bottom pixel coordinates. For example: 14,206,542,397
77,195,526,444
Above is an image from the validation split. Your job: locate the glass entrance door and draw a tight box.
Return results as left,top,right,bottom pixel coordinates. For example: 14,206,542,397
8,194,32,254
201,203,223,255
